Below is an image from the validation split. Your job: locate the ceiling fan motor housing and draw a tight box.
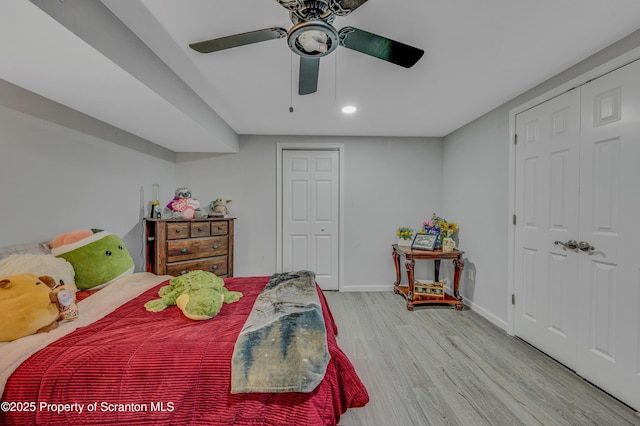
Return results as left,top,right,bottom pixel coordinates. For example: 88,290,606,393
280,0,336,25
279,0,362,57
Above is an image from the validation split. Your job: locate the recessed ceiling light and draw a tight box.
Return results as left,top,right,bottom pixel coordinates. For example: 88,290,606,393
342,105,357,114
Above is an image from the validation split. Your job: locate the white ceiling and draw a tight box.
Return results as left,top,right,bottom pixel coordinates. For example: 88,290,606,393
2,0,640,152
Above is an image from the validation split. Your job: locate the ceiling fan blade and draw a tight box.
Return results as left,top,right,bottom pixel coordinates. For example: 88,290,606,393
189,27,287,53
333,0,369,13
338,26,424,68
299,56,320,95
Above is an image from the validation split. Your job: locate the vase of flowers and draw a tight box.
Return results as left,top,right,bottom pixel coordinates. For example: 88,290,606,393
423,214,443,248
423,213,458,250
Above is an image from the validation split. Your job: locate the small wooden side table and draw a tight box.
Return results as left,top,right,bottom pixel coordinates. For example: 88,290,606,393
392,244,464,311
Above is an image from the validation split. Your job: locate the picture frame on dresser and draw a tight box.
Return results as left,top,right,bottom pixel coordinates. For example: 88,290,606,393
145,218,234,277
411,233,437,251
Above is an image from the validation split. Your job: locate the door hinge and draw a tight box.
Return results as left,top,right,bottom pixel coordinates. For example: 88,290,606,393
513,214,516,225
512,294,516,305
514,134,518,145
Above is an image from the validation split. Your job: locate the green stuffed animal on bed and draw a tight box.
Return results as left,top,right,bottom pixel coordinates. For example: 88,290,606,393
144,270,242,320
50,229,134,291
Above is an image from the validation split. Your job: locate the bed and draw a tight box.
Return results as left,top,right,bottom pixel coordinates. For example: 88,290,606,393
0,268,369,425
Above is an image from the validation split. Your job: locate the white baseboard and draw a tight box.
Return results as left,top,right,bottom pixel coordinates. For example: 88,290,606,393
463,298,508,331
340,283,393,292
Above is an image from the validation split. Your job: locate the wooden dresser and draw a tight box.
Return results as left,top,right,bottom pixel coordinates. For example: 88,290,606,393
145,218,234,277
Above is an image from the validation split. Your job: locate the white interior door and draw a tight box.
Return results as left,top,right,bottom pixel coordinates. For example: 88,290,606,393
282,150,339,290
514,58,640,411
514,88,582,368
573,58,640,409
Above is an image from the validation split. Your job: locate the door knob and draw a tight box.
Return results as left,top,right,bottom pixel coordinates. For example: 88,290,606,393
577,241,595,253
554,240,578,250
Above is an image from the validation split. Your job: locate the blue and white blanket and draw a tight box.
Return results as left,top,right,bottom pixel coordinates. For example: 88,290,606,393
231,271,330,393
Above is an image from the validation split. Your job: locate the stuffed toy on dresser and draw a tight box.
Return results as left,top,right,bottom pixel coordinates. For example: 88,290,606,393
164,187,208,219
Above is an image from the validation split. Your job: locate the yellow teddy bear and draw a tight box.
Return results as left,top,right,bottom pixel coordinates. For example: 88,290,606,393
0,273,78,342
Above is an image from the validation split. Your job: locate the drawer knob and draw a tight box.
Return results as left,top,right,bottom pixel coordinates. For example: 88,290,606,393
175,229,181,234
180,270,187,275
197,227,203,232
213,265,219,270
180,248,189,253
218,227,223,231
213,245,219,249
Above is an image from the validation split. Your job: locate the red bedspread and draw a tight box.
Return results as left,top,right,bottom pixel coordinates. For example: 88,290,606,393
1,276,369,425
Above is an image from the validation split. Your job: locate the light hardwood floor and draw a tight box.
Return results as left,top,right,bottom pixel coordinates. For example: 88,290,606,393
323,291,640,426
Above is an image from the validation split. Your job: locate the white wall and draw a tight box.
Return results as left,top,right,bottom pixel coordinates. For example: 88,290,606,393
442,107,510,327
0,79,443,290
442,28,640,330
0,81,177,270
176,135,443,290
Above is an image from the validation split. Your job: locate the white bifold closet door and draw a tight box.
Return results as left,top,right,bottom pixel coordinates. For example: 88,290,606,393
514,58,640,411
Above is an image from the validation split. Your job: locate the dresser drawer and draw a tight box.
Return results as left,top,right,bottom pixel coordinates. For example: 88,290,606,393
190,222,210,237
166,222,190,240
166,236,228,262
210,221,228,236
166,256,228,277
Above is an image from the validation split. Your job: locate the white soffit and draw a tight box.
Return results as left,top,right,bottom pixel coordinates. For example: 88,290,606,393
0,0,235,153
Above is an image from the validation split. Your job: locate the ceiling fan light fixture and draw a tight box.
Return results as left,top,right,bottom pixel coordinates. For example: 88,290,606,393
299,30,328,53
288,21,338,58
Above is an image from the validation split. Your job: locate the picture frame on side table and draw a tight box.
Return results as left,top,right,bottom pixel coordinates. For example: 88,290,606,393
411,233,437,251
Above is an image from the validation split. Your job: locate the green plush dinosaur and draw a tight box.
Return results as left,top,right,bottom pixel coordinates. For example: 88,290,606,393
144,270,242,320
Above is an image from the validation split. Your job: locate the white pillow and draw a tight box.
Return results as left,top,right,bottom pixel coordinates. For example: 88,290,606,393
0,242,50,259
0,254,76,292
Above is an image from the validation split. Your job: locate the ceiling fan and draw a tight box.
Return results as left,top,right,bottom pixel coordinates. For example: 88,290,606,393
189,0,424,95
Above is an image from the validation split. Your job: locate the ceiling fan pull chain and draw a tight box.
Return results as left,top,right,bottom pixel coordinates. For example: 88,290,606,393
334,49,338,102
290,52,295,112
